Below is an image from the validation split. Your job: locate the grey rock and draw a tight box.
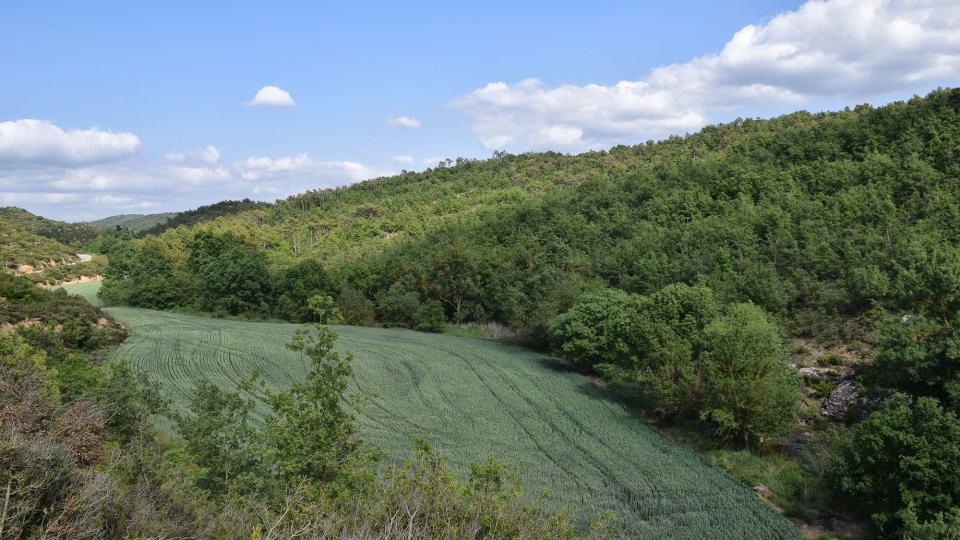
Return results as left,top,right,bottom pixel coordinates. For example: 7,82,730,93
799,366,841,382
820,380,859,421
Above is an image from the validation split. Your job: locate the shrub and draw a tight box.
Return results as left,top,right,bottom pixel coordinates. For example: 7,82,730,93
414,300,447,332
336,287,376,326
635,284,719,415
189,232,273,316
875,312,960,409
307,294,345,324
378,281,422,327
275,259,337,322
548,288,641,367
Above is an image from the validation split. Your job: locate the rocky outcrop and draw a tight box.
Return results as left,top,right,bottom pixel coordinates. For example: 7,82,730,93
820,380,859,421
799,366,842,382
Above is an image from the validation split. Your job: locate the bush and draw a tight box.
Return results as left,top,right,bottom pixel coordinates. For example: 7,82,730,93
548,288,641,367
635,284,719,415
101,237,191,309
875,312,960,409
275,259,337,322
307,294,345,324
414,300,446,332
378,281,422,327
336,287,376,326
189,232,273,316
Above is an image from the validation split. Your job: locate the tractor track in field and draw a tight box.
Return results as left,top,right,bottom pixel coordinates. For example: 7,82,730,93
441,344,591,498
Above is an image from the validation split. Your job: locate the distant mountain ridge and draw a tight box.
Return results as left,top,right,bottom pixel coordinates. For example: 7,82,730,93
140,199,271,236
87,212,179,233
0,206,99,246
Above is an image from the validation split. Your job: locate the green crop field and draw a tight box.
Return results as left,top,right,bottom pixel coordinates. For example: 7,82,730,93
56,279,103,306
61,281,799,538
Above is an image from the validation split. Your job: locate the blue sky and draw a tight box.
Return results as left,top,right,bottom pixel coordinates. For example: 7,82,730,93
1,0,958,220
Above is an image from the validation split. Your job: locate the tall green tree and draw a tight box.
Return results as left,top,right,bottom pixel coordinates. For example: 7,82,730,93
699,303,800,445
175,380,259,496
275,259,337,322
188,232,273,315
263,325,363,490
548,288,641,368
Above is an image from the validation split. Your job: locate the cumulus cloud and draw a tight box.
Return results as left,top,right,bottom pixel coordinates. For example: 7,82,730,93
237,153,388,184
167,166,233,183
455,0,960,151
238,153,313,181
166,145,220,164
248,85,296,107
0,146,388,220
0,119,141,166
385,116,422,128
392,155,415,165
0,192,83,205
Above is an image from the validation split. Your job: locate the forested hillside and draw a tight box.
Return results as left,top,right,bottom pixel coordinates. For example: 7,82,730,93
0,206,99,245
140,198,271,236
0,219,77,270
112,89,960,335
87,211,178,233
97,88,960,537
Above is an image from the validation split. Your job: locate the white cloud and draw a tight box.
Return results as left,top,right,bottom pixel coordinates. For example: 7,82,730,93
167,166,233,183
0,119,140,166
166,145,220,164
238,153,389,182
238,153,313,181
386,116,422,128
0,192,83,205
247,85,296,107
314,160,384,181
91,194,139,206
0,146,389,220
422,156,446,166
392,154,415,165
455,0,960,151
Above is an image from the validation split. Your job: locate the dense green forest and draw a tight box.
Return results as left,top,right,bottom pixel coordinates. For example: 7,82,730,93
92,88,960,538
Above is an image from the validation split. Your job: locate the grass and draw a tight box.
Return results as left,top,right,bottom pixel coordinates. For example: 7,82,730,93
61,282,800,539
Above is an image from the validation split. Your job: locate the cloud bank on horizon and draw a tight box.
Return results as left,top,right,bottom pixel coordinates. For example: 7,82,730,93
455,0,960,151
1,0,958,221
